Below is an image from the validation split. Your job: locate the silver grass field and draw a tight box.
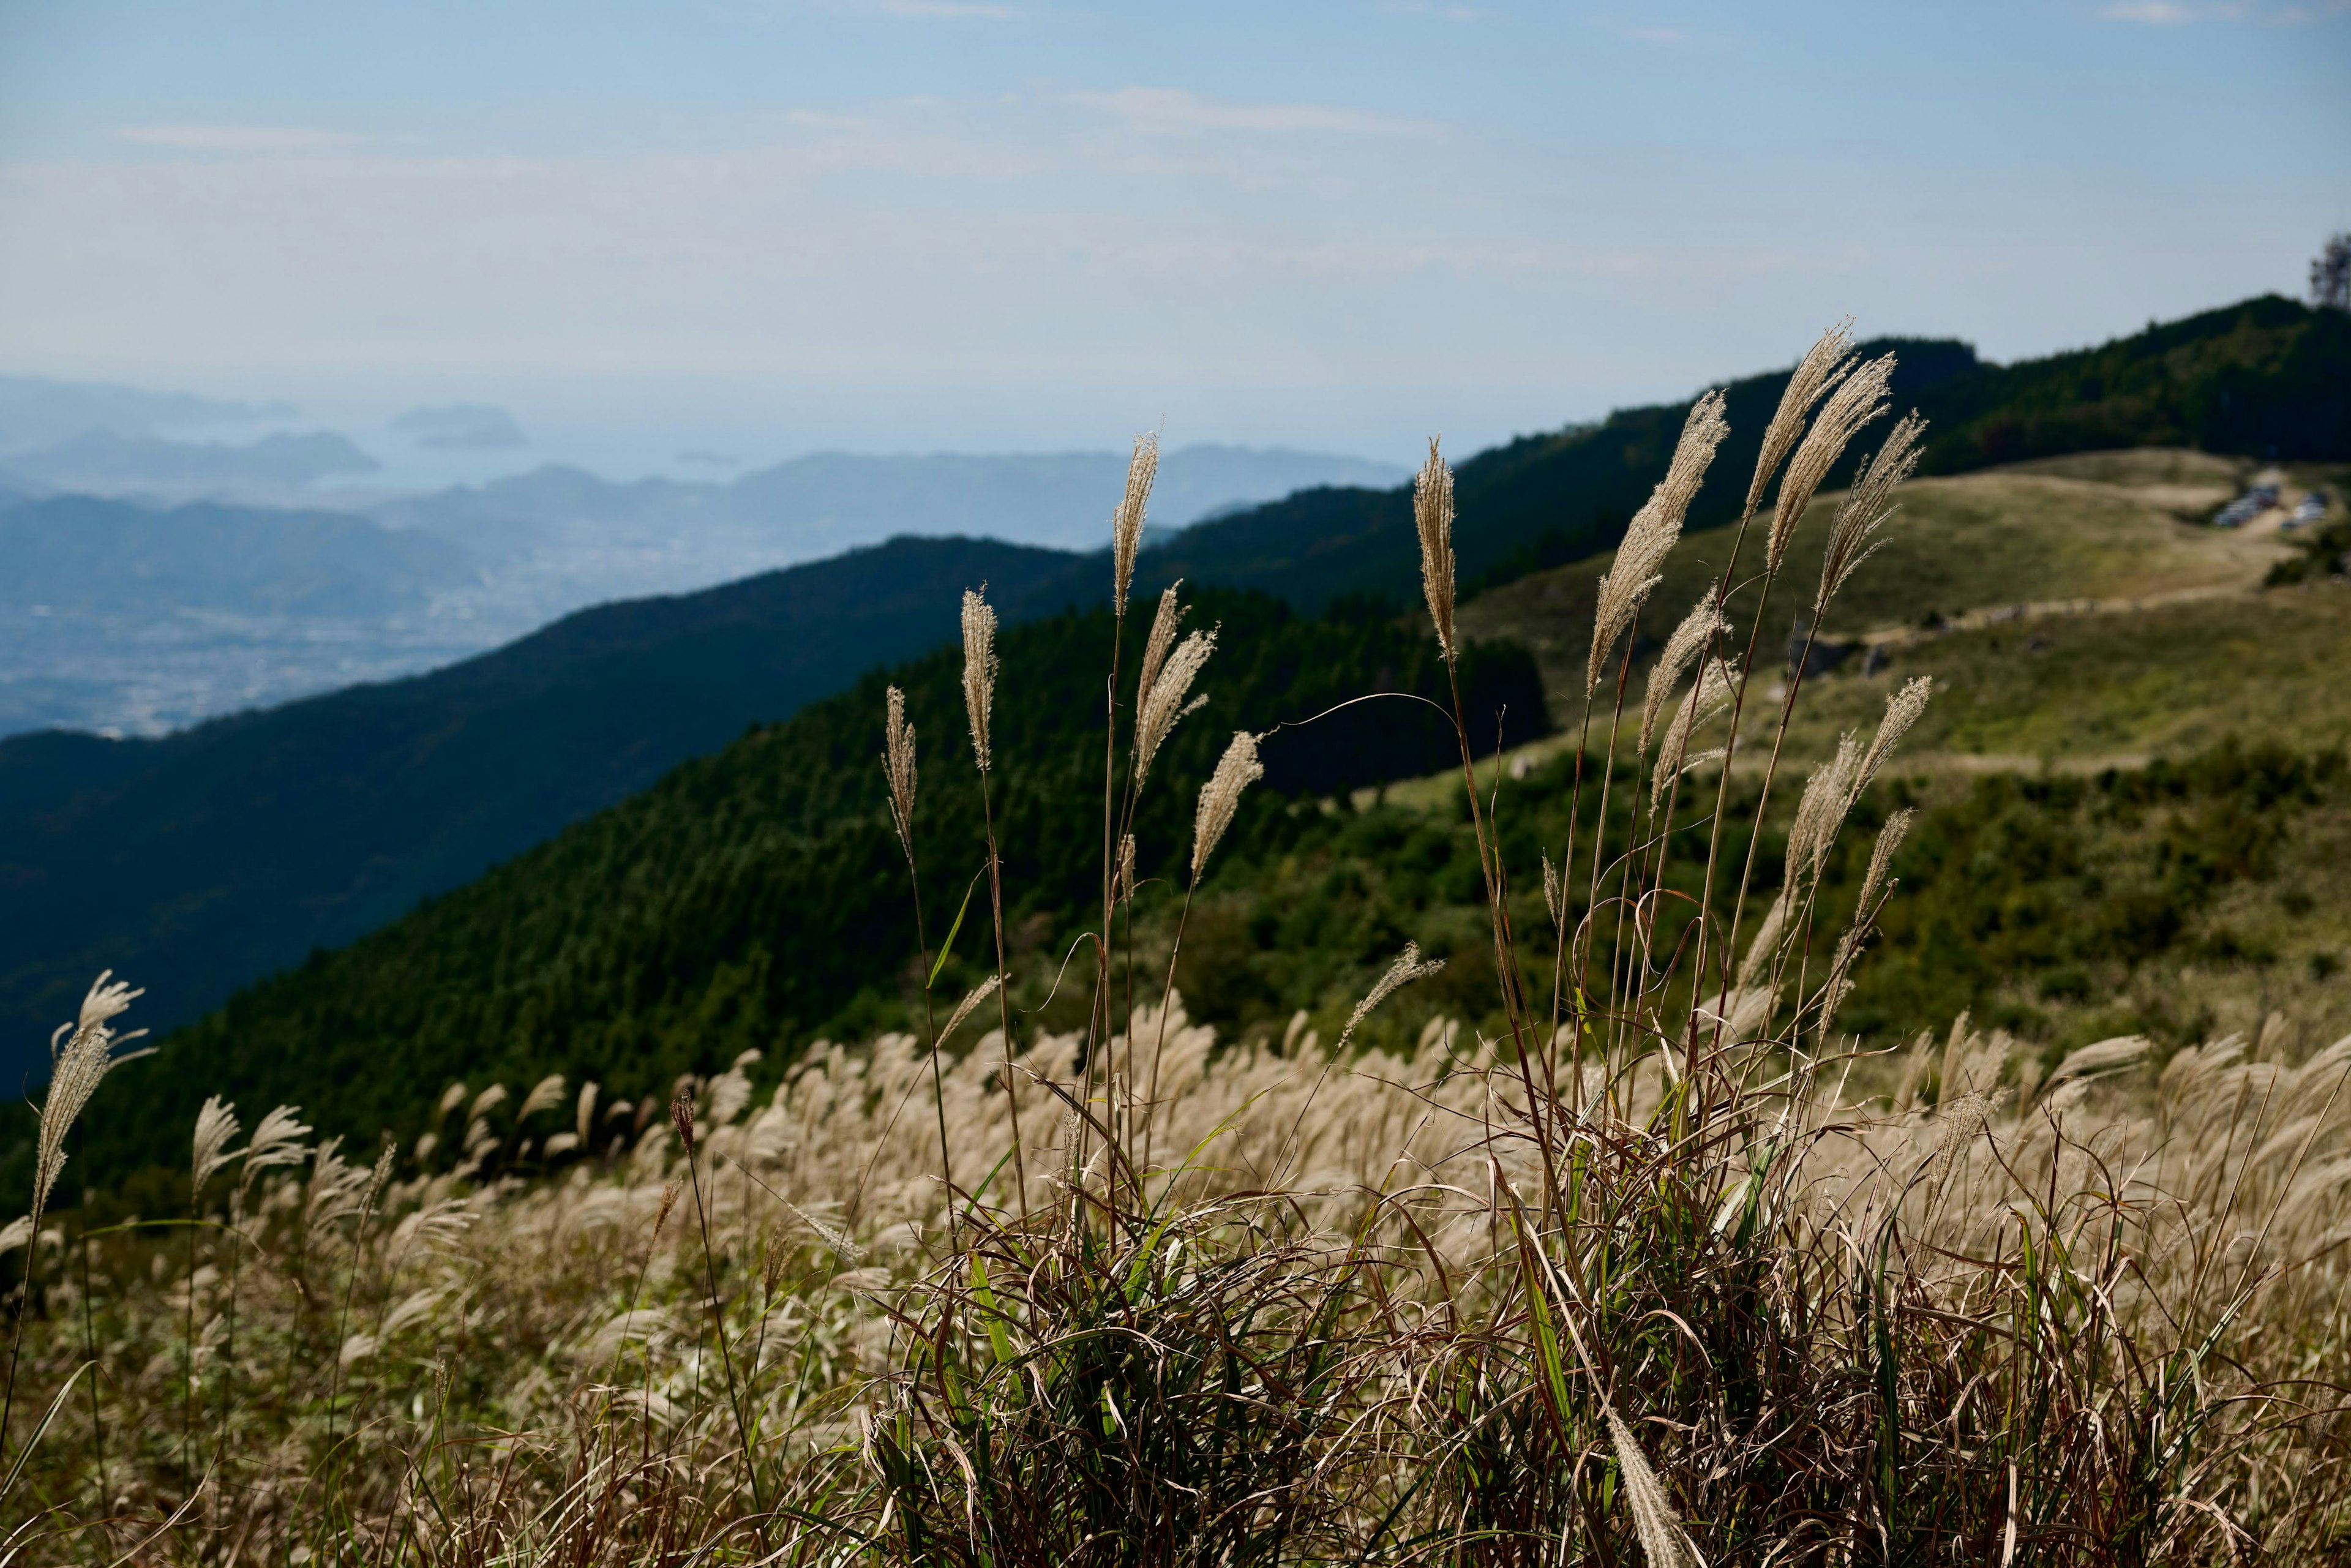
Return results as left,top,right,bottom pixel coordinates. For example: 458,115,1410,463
5,324,2350,1564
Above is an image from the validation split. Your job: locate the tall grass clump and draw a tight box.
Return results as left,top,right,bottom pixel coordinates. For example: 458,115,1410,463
5,327,2351,1564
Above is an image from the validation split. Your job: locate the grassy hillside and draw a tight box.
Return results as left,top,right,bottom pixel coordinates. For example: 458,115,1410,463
1458,449,2351,769
58,590,1544,1188
1144,294,2349,612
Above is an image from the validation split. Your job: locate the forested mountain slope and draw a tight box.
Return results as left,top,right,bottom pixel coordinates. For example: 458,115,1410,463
64,590,1544,1187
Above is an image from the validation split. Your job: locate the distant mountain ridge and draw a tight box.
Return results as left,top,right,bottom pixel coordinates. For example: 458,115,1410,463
6,428,381,490
0,493,466,618
1144,295,2349,612
376,444,1412,560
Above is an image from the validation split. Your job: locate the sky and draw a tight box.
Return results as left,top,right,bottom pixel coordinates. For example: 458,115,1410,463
1,0,2345,478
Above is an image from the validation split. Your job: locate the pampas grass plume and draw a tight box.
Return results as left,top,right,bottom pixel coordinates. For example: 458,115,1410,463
1414,439,1457,660
1590,392,1728,694
1192,730,1264,883
961,587,998,775
1767,352,1895,573
1111,431,1158,617
883,684,918,857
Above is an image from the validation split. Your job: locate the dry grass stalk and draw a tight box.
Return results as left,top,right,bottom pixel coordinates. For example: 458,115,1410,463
1336,942,1445,1051
1110,430,1158,616
883,683,918,856
1414,438,1457,659
1191,729,1263,883
1133,613,1214,789
1640,587,1728,756
1766,351,1896,572
1590,391,1730,694
28,973,142,1232
1744,317,1854,524
961,587,997,774
1817,411,1927,611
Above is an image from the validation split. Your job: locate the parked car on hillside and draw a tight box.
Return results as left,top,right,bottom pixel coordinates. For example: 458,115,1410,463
2214,482,2281,528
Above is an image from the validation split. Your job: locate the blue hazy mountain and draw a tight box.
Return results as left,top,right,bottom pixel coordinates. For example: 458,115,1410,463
0,494,467,618
0,373,290,454
6,428,381,490
391,404,528,451
377,444,1411,560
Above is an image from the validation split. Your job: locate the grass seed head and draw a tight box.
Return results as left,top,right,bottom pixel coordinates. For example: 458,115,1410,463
1337,942,1445,1051
1414,438,1457,659
1134,621,1216,790
1591,391,1728,694
1768,351,1895,573
883,684,918,857
1641,587,1730,756
961,587,998,775
192,1095,242,1198
1747,317,1855,524
1817,410,1927,612
1192,729,1264,883
1111,430,1158,617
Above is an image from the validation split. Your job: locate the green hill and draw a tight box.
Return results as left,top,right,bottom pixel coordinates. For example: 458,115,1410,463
0,536,1090,1084
61,590,1543,1188
1145,294,2349,612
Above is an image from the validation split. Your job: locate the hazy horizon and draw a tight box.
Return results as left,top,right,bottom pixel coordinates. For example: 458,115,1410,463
3,1,2344,477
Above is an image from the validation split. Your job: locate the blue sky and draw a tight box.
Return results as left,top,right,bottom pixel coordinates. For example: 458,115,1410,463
0,0,2344,475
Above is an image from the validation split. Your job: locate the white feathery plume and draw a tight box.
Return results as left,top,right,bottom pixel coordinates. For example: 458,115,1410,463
882,685,918,858
1110,430,1159,616
1768,353,1896,573
1414,440,1458,659
1783,736,1862,893
0,1217,30,1259
192,1096,242,1197
1134,625,1217,790
1816,412,1927,612
1337,942,1446,1052
1745,318,1855,525
1640,587,1730,756
961,587,998,775
1542,852,1562,929
1851,808,1914,922
2045,1035,2149,1091
520,1073,568,1122
469,1084,508,1122
1589,392,1730,695
1192,730,1264,883
435,1082,468,1122
1607,1408,1703,1568
29,971,143,1232
1135,582,1185,715
239,1105,313,1199
1856,677,1933,797
576,1080,600,1145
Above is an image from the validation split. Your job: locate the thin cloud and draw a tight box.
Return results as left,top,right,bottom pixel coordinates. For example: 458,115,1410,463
1071,87,1433,138
873,0,1018,15
118,125,356,152
2096,1,2345,20
1376,1,1489,19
